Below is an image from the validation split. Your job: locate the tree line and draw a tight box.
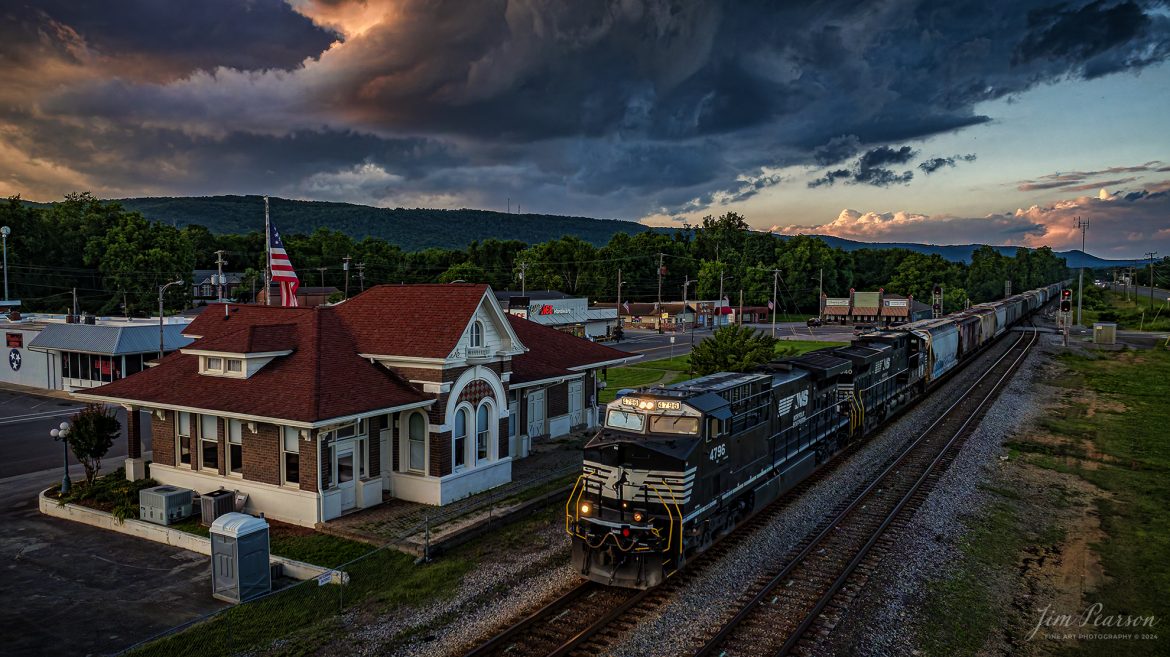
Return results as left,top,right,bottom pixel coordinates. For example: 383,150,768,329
1,195,1070,316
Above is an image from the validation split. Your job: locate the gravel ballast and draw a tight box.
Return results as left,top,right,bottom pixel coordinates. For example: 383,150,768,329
339,331,1050,657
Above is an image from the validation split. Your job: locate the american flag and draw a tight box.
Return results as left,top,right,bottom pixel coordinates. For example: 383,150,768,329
268,221,300,307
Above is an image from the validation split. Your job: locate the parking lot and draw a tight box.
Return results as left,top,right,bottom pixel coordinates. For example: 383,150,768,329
0,386,223,656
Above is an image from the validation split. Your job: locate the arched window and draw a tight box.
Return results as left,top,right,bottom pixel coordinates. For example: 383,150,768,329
408,413,426,473
476,402,492,463
470,320,484,348
454,407,469,470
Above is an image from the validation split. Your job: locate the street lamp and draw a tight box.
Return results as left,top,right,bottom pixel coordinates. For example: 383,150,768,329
50,421,71,495
158,279,184,360
1,225,10,301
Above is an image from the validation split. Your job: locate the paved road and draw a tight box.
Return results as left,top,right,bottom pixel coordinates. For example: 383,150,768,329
0,387,151,478
1107,282,1170,305
609,322,856,363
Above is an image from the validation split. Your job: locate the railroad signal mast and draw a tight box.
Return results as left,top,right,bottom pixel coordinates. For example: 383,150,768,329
931,285,943,319
1059,288,1073,346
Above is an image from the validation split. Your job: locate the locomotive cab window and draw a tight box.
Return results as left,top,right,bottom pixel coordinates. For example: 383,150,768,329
606,409,645,432
705,417,724,442
649,415,699,435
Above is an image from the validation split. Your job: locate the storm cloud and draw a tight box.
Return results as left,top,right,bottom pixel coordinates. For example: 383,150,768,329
1,0,1169,218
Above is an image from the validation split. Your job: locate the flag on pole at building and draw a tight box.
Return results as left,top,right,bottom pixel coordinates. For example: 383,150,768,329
768,300,775,310
268,221,300,307
622,300,630,313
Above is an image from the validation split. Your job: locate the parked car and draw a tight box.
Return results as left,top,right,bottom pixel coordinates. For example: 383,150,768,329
806,317,822,327
853,324,877,336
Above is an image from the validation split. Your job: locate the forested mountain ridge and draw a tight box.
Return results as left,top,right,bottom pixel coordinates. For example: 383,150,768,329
116,195,646,250
20,195,1123,268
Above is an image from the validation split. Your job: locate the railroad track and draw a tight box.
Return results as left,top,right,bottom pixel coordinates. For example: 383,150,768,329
691,327,1039,657
462,327,1037,657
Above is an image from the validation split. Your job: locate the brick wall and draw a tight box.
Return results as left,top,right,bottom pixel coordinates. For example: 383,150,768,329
497,416,509,458
392,413,401,472
244,423,281,486
216,417,226,476
548,382,568,416
125,409,142,459
430,430,451,477
152,410,175,467
301,429,319,493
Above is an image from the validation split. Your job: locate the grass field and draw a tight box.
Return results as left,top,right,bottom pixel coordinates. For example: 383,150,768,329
599,339,846,403
1081,289,1170,332
921,347,1170,656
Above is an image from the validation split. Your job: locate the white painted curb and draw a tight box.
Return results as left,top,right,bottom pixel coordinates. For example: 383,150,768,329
38,489,332,582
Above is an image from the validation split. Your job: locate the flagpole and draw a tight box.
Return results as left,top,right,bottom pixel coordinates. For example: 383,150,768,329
264,195,272,306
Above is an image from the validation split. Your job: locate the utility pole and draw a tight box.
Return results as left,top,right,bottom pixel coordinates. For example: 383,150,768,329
682,275,695,332
342,255,352,299
1148,252,1159,309
771,269,779,337
317,266,327,289
1075,217,1088,326
214,249,227,303
263,196,272,306
356,262,366,292
519,262,528,295
656,253,666,334
1,225,9,301
738,289,744,325
615,268,623,342
72,287,77,318
818,267,823,304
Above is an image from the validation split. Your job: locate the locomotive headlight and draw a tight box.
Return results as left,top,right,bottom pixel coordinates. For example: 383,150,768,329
633,511,644,523
579,502,591,516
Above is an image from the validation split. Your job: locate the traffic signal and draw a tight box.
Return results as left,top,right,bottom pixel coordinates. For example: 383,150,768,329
1061,289,1072,300
1060,299,1072,312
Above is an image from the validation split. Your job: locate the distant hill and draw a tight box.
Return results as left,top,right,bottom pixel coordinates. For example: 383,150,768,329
115,195,650,250
799,234,1129,269
20,195,1129,266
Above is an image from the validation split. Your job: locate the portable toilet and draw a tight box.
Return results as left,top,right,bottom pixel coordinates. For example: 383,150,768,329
210,512,271,603
1093,322,1117,345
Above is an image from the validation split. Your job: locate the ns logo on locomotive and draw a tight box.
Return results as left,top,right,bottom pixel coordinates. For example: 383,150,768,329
567,281,1062,589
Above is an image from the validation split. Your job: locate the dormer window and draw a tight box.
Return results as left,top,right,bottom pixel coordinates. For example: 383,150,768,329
198,355,252,378
226,359,242,373
470,320,484,348
206,357,223,371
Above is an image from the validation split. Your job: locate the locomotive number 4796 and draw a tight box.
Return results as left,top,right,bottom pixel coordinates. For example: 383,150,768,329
709,443,727,461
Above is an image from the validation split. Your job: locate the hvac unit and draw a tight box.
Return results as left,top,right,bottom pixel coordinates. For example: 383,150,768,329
139,485,194,526
200,489,237,526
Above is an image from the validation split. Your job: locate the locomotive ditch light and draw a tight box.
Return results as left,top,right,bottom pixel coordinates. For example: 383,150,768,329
633,511,644,523
580,502,592,516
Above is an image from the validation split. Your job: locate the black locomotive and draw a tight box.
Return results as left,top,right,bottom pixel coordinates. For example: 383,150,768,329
567,282,1060,588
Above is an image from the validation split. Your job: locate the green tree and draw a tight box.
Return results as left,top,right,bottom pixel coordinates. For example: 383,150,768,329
438,261,488,283
66,404,121,486
84,212,195,314
689,325,778,375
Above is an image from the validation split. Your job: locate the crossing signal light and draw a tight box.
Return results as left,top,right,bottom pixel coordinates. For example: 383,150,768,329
1061,289,1072,300
1060,300,1072,312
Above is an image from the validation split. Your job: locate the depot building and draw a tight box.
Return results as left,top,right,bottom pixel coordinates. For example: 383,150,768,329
79,284,638,527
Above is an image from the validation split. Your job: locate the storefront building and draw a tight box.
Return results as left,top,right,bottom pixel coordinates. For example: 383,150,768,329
497,291,618,339
1,314,192,392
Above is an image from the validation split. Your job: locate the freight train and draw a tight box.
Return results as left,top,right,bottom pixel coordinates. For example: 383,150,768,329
567,282,1060,588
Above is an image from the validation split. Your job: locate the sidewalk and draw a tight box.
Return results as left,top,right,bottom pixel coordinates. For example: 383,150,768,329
322,431,590,554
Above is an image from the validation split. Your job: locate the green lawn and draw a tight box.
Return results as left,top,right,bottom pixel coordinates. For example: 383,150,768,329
128,548,471,657
921,347,1170,656
775,339,847,356
170,517,372,568
1081,289,1170,332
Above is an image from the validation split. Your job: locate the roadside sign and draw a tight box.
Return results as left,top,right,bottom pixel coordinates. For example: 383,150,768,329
317,571,332,587
661,312,669,319
670,336,676,344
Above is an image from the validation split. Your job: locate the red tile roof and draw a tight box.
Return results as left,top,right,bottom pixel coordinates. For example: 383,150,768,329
333,284,490,358
507,315,636,384
88,306,429,423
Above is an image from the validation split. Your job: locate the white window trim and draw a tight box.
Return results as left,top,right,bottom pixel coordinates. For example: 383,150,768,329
199,415,219,472
281,426,301,488
176,411,193,469
403,411,428,475
475,399,495,465
452,402,473,473
226,419,243,478
470,320,484,348
199,354,249,379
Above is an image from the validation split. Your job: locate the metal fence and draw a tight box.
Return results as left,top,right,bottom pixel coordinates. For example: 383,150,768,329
115,462,580,657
